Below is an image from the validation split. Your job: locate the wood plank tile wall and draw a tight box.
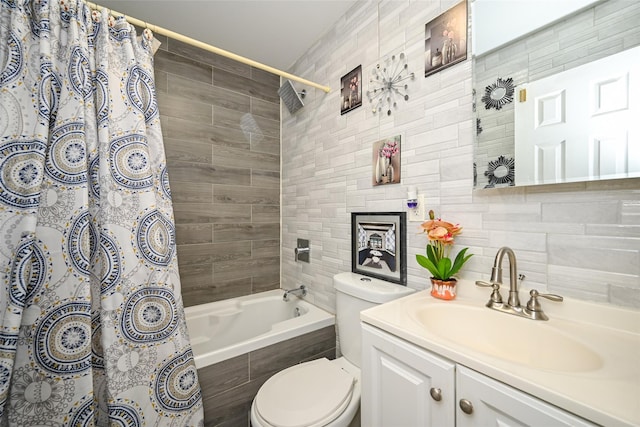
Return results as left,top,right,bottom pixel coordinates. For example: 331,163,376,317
153,36,281,307
197,326,336,426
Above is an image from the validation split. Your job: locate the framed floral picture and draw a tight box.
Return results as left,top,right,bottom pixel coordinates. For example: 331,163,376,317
372,135,401,186
340,65,362,115
424,0,468,77
351,212,407,285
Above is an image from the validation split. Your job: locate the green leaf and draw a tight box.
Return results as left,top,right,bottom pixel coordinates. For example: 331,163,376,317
438,257,452,279
419,246,473,280
416,254,439,278
448,248,473,277
426,244,438,264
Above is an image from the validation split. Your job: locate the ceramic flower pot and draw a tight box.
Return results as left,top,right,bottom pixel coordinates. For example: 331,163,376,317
430,277,457,300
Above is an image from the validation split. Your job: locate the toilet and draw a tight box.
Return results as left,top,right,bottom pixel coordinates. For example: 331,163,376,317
250,272,415,427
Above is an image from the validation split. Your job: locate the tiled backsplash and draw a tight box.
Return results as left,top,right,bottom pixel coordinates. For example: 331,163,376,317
281,0,640,312
154,37,281,307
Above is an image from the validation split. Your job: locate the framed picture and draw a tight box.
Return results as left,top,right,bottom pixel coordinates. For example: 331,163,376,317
424,0,468,78
372,135,401,186
340,65,362,115
351,212,407,285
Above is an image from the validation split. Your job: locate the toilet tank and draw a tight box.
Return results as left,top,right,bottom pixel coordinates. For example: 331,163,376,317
334,272,415,367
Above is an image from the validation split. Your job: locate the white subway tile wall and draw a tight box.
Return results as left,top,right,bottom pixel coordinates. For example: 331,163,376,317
281,0,640,313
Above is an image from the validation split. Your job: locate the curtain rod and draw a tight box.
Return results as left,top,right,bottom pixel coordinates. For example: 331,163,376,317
85,1,331,93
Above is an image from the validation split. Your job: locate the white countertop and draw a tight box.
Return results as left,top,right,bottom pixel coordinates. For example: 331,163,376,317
360,281,640,427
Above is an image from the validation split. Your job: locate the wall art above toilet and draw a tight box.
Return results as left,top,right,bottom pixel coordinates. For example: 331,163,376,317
372,135,401,186
351,212,407,285
341,65,362,115
424,0,468,77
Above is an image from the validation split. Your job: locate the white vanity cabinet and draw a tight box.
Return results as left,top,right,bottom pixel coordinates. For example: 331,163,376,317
362,323,596,427
361,323,455,427
456,365,595,427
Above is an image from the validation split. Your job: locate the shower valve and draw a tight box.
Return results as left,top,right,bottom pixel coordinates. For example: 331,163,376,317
295,238,310,263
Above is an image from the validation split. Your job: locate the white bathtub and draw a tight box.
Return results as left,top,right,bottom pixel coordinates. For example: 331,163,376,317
185,289,335,369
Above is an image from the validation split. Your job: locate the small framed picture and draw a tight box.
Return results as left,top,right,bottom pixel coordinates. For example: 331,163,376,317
424,0,468,77
351,212,407,285
340,65,362,115
372,135,401,186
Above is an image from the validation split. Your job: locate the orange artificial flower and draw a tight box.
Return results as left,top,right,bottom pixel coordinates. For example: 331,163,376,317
416,210,473,281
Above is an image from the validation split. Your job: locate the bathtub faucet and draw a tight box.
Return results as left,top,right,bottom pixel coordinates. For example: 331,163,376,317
283,285,307,301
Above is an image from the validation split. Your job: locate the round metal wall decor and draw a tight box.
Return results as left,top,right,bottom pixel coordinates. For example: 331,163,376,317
482,77,515,110
367,52,415,116
484,155,515,188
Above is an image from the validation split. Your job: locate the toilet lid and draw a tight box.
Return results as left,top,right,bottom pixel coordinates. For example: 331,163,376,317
255,358,355,427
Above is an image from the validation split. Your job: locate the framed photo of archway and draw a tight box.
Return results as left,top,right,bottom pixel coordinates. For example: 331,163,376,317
351,212,407,285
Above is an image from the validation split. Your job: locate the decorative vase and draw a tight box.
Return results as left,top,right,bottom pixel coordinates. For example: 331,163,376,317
377,155,387,181
430,277,457,300
382,156,390,175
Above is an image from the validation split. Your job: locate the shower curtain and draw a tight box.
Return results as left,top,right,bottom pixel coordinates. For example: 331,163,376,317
0,1,204,425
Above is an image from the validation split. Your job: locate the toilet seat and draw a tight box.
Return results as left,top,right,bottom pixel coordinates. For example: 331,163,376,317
254,358,356,427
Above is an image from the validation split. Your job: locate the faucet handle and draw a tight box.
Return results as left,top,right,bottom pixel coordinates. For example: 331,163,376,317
475,281,503,304
475,280,493,287
526,289,563,312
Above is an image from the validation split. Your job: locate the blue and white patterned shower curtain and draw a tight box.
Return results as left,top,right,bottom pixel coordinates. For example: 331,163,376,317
0,1,204,425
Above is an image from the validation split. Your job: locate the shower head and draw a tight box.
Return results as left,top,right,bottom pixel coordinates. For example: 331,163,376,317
278,80,306,114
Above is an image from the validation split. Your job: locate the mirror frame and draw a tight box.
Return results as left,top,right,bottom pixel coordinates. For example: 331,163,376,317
472,0,640,189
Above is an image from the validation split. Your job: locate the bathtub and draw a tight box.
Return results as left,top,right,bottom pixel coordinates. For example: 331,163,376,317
184,289,335,369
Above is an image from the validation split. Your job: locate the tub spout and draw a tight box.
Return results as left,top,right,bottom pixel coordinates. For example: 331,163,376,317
283,285,307,301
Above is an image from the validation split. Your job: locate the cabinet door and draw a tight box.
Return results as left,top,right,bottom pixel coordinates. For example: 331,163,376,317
362,324,456,427
456,365,595,427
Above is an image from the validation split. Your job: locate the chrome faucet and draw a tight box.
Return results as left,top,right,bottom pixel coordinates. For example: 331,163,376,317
283,285,307,301
490,247,520,308
476,247,563,321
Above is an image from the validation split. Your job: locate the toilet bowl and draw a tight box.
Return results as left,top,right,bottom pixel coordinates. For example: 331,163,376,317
250,357,360,427
250,272,415,427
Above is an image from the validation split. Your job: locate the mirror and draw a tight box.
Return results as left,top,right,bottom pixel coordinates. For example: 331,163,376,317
472,0,640,189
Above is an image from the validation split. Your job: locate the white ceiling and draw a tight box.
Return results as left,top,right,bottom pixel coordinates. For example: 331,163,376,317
97,0,359,70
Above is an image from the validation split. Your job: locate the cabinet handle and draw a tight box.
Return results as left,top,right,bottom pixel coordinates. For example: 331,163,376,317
459,399,473,415
429,387,442,401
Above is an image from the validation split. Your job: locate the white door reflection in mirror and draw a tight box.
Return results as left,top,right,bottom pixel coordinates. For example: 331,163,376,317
515,46,640,186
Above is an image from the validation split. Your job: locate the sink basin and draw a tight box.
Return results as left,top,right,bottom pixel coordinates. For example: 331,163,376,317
411,303,603,372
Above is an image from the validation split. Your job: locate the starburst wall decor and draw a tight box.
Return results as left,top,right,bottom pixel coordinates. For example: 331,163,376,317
482,77,515,110
484,155,515,188
367,52,415,116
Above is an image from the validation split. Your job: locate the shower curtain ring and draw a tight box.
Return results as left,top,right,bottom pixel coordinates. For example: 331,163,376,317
143,24,153,41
